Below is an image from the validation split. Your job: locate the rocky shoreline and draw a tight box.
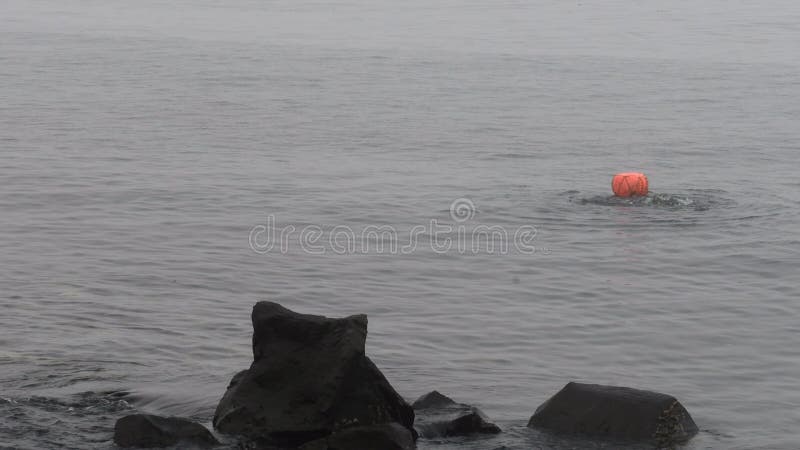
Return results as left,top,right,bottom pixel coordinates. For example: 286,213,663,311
114,302,698,449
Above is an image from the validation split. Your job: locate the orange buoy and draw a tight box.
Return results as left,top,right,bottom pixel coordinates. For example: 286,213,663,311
612,172,648,197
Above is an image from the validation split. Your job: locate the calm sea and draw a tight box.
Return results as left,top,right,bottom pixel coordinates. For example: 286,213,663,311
2,1,799,448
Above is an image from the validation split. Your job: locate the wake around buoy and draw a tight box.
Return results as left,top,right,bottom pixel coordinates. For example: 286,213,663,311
612,172,648,197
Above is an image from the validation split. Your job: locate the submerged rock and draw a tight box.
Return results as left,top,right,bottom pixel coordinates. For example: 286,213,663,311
113,414,219,448
527,382,698,444
213,302,415,447
412,390,500,438
299,422,415,450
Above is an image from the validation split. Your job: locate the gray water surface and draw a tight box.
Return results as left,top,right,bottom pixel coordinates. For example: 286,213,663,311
2,1,799,448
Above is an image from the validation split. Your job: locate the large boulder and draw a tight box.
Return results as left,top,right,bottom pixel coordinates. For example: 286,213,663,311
113,414,219,448
412,391,500,438
298,422,415,450
213,302,415,447
527,382,698,444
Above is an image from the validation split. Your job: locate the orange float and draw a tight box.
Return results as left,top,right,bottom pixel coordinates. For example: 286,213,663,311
612,172,648,197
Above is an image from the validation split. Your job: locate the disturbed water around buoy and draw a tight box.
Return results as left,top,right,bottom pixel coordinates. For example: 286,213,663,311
573,189,737,211
2,1,800,449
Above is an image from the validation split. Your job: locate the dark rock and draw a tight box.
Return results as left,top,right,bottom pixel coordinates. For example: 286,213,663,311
113,414,219,448
213,302,415,447
412,390,500,438
298,422,415,450
527,382,698,444
411,391,455,410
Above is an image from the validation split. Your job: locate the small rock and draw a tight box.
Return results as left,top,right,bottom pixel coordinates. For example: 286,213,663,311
411,391,454,410
412,390,500,438
527,382,698,444
299,422,415,450
113,414,219,448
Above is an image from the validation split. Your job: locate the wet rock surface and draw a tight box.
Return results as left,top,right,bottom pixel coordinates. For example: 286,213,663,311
527,382,698,444
298,422,415,450
113,414,219,448
213,302,415,448
412,390,501,438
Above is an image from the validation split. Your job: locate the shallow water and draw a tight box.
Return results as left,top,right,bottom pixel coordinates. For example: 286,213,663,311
1,1,799,448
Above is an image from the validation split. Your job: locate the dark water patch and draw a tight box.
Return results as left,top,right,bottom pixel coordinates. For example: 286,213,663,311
19,391,132,417
0,391,134,449
562,189,793,232
570,191,728,212
416,422,669,449
118,386,218,421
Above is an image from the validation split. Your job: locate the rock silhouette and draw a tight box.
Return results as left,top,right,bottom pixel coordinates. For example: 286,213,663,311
298,422,415,450
213,302,415,448
527,382,698,444
113,414,218,448
412,390,500,438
